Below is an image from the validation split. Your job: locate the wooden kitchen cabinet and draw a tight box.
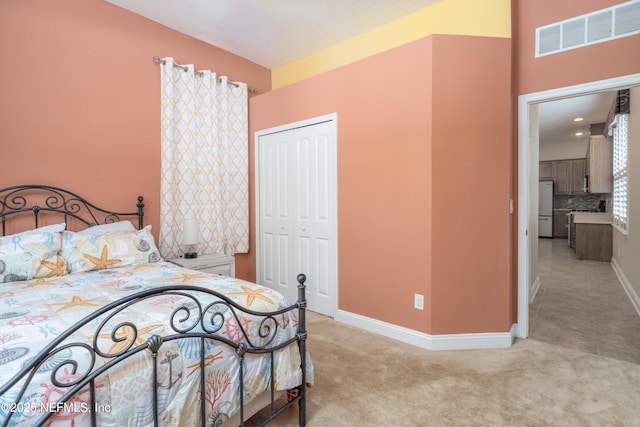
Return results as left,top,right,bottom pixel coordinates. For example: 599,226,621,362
553,160,570,194
570,158,586,194
575,223,612,262
587,135,613,194
547,159,587,195
539,161,554,180
553,210,569,238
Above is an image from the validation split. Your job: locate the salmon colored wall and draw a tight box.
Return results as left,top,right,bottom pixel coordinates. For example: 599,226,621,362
511,0,640,322
251,34,511,334
430,35,512,334
251,37,434,332
513,0,639,95
0,0,270,280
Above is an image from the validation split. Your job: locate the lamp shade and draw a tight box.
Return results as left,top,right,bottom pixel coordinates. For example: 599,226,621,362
182,218,199,245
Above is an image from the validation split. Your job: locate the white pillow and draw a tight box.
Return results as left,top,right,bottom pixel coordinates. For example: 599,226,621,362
77,221,136,236
0,224,66,282
62,225,161,273
29,223,66,233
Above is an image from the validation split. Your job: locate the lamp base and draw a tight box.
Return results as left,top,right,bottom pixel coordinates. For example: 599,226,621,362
184,252,198,259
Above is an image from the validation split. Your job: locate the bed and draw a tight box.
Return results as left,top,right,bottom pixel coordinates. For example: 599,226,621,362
0,185,311,427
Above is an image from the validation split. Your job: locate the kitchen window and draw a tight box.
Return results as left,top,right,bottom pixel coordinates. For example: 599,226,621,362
613,113,629,234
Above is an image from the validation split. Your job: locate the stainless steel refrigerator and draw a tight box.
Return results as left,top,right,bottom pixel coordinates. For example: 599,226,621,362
539,180,553,237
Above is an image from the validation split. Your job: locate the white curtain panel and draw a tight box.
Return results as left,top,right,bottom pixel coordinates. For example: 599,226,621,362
159,57,249,259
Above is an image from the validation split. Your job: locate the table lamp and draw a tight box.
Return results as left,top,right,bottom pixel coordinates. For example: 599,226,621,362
182,218,199,259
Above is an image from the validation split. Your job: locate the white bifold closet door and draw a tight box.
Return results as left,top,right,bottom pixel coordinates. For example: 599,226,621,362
256,115,337,317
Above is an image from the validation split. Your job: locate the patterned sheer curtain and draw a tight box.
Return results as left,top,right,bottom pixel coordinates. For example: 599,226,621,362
159,57,249,259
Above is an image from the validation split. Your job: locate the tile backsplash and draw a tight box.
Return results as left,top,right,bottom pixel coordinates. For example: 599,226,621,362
554,194,612,211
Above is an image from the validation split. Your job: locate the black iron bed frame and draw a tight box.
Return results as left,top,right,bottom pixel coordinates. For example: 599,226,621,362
0,185,308,427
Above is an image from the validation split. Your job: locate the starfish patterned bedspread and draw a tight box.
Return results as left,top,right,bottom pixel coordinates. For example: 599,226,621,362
0,261,313,426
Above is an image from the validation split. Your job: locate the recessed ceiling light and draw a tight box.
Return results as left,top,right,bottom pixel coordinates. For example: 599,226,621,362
574,117,584,122
575,132,584,136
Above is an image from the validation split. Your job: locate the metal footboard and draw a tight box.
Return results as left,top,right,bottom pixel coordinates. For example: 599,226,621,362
0,276,308,427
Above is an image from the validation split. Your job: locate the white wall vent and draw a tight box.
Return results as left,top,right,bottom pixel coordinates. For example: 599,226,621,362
536,0,640,57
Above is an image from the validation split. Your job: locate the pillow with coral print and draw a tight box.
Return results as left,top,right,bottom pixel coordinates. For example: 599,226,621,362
61,225,162,274
0,223,66,283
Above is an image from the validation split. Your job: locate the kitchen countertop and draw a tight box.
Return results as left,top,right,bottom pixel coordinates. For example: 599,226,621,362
572,212,613,224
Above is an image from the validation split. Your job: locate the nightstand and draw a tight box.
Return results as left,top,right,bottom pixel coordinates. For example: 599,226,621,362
169,253,235,278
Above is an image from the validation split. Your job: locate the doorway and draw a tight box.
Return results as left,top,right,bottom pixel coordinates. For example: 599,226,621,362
255,113,338,317
516,73,640,339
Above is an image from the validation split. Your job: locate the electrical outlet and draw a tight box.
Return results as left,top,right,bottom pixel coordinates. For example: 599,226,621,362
414,293,424,310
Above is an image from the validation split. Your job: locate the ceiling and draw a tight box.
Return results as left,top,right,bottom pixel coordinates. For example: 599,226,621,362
104,0,617,144
538,92,616,145
105,0,439,69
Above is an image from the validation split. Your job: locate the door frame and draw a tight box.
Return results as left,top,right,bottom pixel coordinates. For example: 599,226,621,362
254,112,338,317
515,73,640,338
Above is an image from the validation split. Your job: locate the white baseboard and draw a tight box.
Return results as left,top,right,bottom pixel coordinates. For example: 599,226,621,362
611,257,640,317
334,309,514,351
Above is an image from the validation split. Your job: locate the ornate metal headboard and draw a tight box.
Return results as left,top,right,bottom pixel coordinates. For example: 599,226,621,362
0,184,144,235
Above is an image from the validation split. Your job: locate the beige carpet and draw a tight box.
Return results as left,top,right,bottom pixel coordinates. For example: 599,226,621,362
248,311,640,426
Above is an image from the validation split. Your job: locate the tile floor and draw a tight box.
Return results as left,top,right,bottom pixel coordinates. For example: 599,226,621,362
530,237,640,365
